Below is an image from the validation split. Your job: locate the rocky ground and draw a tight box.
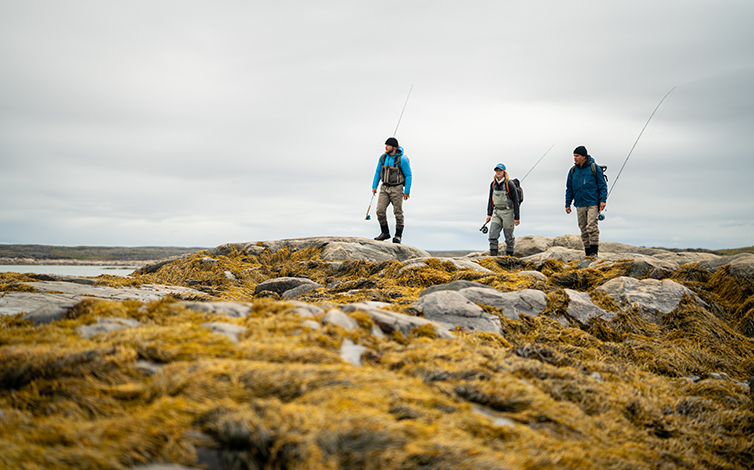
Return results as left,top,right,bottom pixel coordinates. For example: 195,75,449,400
1,235,753,470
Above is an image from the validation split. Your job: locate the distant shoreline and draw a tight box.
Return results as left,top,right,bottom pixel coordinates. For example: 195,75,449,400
0,245,207,265
0,258,149,266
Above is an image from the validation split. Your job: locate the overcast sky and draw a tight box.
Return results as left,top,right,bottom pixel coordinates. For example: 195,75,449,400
1,1,752,251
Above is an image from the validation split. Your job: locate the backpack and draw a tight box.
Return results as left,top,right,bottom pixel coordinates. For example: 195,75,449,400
491,178,524,205
570,162,608,185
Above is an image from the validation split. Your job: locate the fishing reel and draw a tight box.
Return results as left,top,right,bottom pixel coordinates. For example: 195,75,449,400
365,214,371,221
479,222,489,234
598,213,605,221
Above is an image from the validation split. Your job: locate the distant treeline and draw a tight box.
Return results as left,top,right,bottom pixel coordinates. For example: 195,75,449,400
0,245,208,261
650,247,754,256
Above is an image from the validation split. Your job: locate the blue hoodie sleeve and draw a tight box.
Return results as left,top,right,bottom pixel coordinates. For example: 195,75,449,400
372,154,384,190
565,167,574,207
400,154,412,195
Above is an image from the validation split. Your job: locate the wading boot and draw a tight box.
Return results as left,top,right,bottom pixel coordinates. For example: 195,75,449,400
591,245,599,257
393,225,404,244
506,250,515,257
374,225,390,241
489,248,498,257
584,245,591,257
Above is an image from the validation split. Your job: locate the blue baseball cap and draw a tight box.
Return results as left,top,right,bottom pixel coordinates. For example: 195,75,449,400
494,163,506,171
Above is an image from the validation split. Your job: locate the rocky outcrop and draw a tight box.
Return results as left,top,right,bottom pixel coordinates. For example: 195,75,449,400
595,277,705,323
411,290,502,333
209,236,431,262
3,235,753,470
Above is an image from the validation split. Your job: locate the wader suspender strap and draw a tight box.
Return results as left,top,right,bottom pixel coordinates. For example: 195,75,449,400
380,153,404,184
490,180,511,209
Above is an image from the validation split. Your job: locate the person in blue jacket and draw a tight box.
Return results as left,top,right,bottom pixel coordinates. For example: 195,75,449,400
565,145,607,256
372,137,412,243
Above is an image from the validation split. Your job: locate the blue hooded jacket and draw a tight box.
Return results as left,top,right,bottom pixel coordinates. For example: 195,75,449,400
565,155,608,208
372,146,412,195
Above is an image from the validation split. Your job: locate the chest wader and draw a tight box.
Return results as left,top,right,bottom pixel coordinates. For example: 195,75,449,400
489,184,516,256
374,155,406,244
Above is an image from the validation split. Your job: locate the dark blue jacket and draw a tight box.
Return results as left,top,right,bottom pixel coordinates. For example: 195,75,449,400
565,156,608,208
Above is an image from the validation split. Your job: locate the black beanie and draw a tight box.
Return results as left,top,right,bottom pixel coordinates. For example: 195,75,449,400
385,137,399,147
573,146,588,157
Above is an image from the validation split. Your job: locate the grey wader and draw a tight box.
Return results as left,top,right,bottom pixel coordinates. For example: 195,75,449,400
489,185,515,256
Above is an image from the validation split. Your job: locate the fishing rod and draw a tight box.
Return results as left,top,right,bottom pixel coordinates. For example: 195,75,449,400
599,86,676,220
608,86,676,200
393,84,413,137
520,143,555,183
365,85,414,221
364,192,375,220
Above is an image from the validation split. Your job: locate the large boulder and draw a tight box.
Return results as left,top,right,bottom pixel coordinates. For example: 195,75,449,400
586,254,680,279
513,235,553,257
595,277,703,324
455,287,548,321
419,280,495,297
211,237,430,262
254,277,322,296
341,302,454,339
652,251,720,265
522,247,585,268
552,234,584,250
563,289,616,326
398,257,493,274
697,253,754,279
411,291,502,333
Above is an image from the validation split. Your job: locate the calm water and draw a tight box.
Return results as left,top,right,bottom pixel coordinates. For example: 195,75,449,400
0,265,137,277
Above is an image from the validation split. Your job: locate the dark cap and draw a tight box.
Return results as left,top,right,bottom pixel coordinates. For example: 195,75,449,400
385,137,399,147
573,146,588,157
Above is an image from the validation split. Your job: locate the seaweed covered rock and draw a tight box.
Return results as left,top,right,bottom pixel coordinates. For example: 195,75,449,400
586,253,680,279
3,237,754,470
513,235,553,257
595,276,704,323
698,253,754,279
212,236,430,262
412,290,503,333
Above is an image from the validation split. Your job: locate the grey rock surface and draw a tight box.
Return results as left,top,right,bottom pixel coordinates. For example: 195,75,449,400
341,302,454,339
322,308,359,331
211,237,430,262
411,290,502,333
254,277,320,295
518,270,547,281
281,283,322,298
514,235,554,257
398,257,493,274
522,247,585,267
180,301,252,318
563,289,616,325
21,302,78,325
587,254,680,279
202,322,246,343
698,253,754,279
457,287,548,321
595,276,701,323
286,301,325,318
339,338,368,366
77,316,143,339
418,280,495,297
2,281,207,319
